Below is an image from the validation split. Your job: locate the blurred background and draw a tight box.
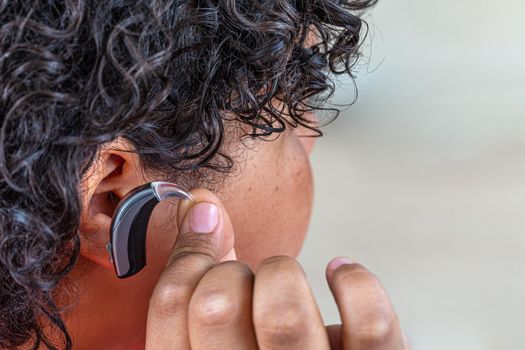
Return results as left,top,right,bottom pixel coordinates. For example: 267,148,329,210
298,1,525,349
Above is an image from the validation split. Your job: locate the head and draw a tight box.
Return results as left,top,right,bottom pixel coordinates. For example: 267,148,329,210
0,0,375,348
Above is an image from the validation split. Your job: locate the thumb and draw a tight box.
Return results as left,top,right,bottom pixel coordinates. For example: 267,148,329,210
146,189,235,349
175,188,236,263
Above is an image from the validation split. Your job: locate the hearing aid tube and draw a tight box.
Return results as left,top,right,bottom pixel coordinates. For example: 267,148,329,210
108,181,193,278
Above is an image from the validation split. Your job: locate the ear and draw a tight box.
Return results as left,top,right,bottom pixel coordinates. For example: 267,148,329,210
79,137,149,270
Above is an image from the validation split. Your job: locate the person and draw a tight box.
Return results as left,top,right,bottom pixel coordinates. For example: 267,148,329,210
0,0,409,349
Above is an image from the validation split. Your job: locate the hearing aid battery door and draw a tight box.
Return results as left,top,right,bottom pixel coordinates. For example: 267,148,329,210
110,183,159,278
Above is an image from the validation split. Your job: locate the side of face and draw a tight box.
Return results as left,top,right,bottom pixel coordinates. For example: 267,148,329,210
137,125,315,274
69,120,316,348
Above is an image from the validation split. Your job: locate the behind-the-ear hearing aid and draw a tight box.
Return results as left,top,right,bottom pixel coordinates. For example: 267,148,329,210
106,181,194,278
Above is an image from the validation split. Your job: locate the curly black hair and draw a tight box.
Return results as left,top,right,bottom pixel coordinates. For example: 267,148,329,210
0,0,376,348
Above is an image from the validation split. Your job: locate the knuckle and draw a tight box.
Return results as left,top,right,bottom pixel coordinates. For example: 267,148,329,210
254,302,309,346
149,282,191,317
191,289,239,326
150,253,215,317
256,307,308,346
189,261,253,327
355,312,399,346
254,255,312,345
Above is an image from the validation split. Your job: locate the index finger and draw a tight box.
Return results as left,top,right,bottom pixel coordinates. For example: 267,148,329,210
145,189,235,350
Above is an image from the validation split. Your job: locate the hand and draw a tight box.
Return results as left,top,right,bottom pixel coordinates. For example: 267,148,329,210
145,189,410,349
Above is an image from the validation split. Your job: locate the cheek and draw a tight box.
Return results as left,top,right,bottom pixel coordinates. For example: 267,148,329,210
144,130,315,273
220,133,314,270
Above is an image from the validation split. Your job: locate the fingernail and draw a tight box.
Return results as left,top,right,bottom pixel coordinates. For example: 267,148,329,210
189,202,219,233
328,257,354,272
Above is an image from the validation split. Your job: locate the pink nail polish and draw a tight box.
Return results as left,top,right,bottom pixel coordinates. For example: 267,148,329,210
189,202,219,233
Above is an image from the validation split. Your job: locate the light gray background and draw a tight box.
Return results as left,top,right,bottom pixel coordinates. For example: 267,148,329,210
298,1,525,349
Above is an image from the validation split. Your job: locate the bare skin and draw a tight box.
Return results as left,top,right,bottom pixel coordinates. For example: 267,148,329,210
71,118,410,349
144,189,410,350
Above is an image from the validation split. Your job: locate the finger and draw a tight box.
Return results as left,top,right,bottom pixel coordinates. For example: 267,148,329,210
326,324,343,350
145,189,235,350
326,258,406,350
253,256,331,350
177,188,237,261
189,261,258,350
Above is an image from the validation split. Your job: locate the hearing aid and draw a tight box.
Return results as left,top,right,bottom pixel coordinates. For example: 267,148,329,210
106,181,194,278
